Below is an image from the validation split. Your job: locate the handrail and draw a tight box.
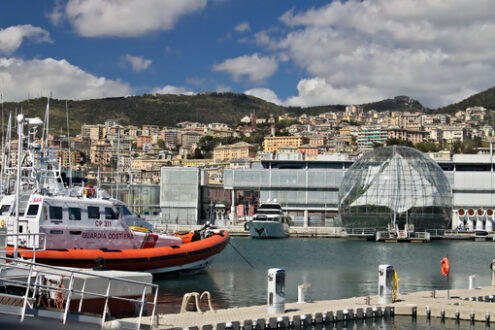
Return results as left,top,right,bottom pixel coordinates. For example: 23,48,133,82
0,256,159,329
0,232,47,263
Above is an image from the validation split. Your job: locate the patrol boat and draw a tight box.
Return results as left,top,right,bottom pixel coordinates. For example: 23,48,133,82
1,116,229,274
244,201,290,238
3,188,229,274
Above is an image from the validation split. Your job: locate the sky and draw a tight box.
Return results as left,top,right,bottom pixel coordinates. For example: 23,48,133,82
1,0,495,109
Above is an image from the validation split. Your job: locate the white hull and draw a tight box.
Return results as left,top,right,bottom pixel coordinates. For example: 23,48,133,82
246,221,289,239
146,256,215,274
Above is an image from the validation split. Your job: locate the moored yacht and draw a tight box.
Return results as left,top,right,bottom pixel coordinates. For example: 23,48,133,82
244,201,290,238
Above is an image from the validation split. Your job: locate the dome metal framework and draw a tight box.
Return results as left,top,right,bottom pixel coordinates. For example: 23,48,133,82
338,146,452,230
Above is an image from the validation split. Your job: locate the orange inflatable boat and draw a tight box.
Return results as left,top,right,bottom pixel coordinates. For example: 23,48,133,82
8,230,229,274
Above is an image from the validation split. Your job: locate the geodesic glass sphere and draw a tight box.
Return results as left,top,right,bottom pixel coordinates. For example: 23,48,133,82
338,146,452,230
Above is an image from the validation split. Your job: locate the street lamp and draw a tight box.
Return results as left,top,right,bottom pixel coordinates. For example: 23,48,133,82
13,115,42,258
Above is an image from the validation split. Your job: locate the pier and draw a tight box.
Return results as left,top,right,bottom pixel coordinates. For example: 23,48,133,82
113,286,495,329
156,224,494,240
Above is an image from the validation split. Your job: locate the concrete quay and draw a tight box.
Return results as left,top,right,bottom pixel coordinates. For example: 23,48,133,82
156,225,356,238
113,286,495,329
155,224,488,240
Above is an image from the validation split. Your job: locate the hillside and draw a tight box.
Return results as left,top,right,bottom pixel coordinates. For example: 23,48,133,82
2,87,494,137
361,96,426,112
3,93,288,136
437,86,495,113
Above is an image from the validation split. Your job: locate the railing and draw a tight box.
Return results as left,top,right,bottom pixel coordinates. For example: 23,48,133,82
0,232,47,263
376,231,430,241
0,256,159,329
344,227,377,237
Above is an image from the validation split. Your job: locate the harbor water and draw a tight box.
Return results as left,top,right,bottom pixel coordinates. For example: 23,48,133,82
154,238,495,313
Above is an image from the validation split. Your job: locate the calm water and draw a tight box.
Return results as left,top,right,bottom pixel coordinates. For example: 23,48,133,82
154,238,495,313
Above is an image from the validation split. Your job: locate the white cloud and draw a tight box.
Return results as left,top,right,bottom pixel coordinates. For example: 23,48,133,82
235,22,250,33
152,85,195,95
0,57,130,101
121,54,152,72
244,88,282,105
212,53,278,83
0,25,52,55
285,78,386,107
57,0,207,37
272,0,495,108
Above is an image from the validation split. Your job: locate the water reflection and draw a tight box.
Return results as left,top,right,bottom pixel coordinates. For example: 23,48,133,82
156,238,495,311
309,316,488,329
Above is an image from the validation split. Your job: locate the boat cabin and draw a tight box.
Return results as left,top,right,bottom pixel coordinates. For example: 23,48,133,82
2,193,181,250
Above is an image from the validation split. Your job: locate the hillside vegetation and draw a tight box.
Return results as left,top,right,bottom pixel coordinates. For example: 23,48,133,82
2,86,495,136
437,86,495,113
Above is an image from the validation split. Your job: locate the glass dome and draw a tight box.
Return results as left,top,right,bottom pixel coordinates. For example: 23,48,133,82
338,146,452,230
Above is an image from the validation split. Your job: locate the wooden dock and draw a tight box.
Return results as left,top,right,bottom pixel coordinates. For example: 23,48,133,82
111,286,495,329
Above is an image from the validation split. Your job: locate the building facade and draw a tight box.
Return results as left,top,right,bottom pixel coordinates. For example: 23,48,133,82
263,136,310,153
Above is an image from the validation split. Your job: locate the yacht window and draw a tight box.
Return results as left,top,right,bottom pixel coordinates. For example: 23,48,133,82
105,207,118,220
88,206,100,219
26,205,39,217
49,206,63,220
0,205,10,215
69,208,81,221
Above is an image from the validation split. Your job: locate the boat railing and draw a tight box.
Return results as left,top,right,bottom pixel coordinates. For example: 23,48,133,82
0,232,47,263
0,256,159,329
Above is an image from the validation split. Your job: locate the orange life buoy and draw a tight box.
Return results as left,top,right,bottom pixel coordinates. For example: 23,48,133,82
441,257,450,277
84,184,95,197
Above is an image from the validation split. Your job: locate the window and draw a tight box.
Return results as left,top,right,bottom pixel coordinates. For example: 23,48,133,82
0,205,11,215
121,206,132,216
69,208,81,220
105,207,118,220
49,206,63,220
26,205,39,217
88,206,100,219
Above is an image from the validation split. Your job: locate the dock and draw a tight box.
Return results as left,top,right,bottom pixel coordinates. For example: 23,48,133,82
113,286,495,329
155,224,494,240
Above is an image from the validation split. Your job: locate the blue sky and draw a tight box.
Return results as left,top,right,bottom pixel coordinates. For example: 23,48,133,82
1,0,495,108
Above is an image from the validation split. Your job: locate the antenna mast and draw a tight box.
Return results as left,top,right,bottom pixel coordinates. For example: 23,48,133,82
65,101,72,189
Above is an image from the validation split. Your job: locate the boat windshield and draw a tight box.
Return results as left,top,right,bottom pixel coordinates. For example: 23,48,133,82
257,210,282,215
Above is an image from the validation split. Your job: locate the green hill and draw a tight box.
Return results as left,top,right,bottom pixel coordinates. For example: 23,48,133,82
3,93,288,136
1,87,494,137
437,86,495,113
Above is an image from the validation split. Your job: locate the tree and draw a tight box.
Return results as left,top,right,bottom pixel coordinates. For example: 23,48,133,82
386,138,413,147
157,139,165,149
415,142,439,153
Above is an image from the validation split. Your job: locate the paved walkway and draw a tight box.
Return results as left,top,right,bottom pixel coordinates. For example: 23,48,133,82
112,286,495,329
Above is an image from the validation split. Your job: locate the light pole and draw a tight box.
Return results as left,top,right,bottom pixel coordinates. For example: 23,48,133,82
13,115,42,258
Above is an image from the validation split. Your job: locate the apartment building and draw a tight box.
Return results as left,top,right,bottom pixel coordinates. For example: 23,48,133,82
263,136,310,153
213,142,257,162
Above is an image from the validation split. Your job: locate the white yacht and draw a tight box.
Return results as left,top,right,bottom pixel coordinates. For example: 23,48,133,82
244,201,290,238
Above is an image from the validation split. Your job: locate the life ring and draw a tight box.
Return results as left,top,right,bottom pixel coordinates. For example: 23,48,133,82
84,184,95,197
441,257,450,277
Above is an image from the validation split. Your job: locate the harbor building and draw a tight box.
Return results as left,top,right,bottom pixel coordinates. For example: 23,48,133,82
157,152,495,230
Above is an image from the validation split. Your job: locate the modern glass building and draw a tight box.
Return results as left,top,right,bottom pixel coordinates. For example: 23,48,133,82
338,146,452,230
